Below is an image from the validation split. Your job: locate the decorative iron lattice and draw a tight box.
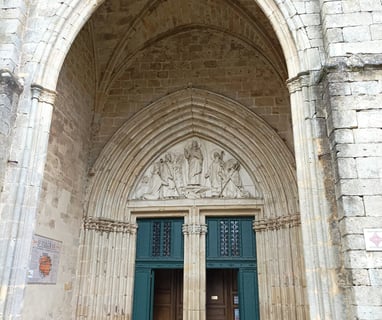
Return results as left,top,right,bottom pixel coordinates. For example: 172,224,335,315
220,220,229,256
163,222,172,256
219,219,241,257
152,222,161,256
230,220,240,256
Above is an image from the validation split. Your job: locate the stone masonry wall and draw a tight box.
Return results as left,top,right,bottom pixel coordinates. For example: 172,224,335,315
0,71,22,191
91,30,292,164
21,25,96,320
325,64,382,319
0,0,28,72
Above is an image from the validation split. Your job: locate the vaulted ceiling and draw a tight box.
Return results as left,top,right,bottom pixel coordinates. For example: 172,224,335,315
88,0,287,97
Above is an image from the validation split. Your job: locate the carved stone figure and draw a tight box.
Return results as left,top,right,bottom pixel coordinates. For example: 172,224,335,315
141,162,168,200
159,153,178,198
184,140,203,186
205,151,224,197
220,159,249,198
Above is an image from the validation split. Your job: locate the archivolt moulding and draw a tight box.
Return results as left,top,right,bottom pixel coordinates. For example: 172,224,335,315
86,88,298,221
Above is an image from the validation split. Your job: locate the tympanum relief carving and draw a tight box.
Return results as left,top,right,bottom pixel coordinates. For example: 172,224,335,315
131,139,260,200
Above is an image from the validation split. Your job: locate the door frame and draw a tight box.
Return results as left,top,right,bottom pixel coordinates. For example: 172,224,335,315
129,204,262,320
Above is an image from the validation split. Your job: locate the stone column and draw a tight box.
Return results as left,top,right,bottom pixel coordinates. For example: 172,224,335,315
254,214,308,319
182,208,207,320
287,73,345,319
0,84,55,318
76,217,136,319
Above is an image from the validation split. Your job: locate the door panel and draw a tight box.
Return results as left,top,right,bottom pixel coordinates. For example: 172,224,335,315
153,269,183,320
206,269,238,320
132,268,154,320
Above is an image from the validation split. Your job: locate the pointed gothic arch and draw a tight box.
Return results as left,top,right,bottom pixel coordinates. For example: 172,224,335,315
77,88,308,319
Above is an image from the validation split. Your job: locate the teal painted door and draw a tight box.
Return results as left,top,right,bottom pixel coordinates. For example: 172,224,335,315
206,217,260,320
132,268,154,320
133,219,184,320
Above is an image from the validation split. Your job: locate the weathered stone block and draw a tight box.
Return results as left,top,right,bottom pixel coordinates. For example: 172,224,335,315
371,24,382,40
331,129,354,145
325,12,373,28
335,143,382,158
354,128,382,143
331,110,358,129
356,305,382,320
342,234,366,251
343,26,371,42
350,81,380,95
340,216,382,235
325,28,344,43
351,268,371,285
337,157,358,179
337,178,382,196
330,95,382,111
352,286,382,305
356,157,382,178
364,196,382,216
341,0,361,13
357,110,382,128
339,195,365,217
369,269,382,285
345,250,382,268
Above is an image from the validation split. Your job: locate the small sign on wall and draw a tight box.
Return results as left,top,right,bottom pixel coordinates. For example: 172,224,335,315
364,229,382,251
27,234,62,284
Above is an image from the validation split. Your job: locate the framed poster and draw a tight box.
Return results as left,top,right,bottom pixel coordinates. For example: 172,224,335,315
27,234,62,284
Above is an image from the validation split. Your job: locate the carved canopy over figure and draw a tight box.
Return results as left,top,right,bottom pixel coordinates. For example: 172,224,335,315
184,140,203,186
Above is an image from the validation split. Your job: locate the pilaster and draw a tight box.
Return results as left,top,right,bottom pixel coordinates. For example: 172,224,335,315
287,71,345,319
182,208,207,320
0,83,55,318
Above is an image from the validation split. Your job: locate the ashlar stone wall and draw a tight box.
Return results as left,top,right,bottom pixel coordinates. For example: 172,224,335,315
324,62,382,319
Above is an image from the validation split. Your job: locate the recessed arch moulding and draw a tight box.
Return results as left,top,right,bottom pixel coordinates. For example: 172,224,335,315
86,88,298,221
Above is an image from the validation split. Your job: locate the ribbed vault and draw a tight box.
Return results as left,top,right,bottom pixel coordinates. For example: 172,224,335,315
86,88,298,220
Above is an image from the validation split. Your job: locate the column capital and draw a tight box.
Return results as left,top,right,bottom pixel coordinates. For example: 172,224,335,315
286,71,311,94
83,216,133,234
253,214,301,232
31,83,57,105
182,223,208,235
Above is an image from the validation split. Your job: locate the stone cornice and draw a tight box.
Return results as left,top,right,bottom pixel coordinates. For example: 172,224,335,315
253,213,301,232
182,223,208,235
31,83,57,105
287,53,382,93
83,216,135,234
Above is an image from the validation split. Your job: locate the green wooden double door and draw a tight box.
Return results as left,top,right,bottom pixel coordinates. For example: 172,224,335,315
133,218,259,320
